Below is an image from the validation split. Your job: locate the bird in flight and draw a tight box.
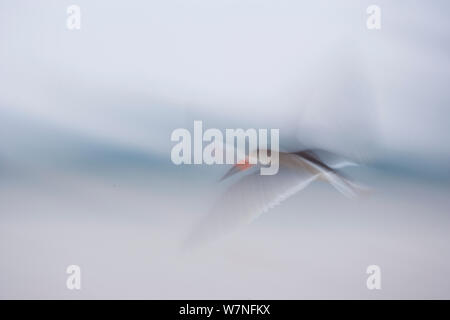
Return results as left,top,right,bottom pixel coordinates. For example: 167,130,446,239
184,148,367,249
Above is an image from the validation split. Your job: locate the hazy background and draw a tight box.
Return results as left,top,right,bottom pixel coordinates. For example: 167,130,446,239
0,0,449,299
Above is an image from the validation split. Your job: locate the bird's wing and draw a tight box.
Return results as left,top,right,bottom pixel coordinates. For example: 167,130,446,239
293,149,358,169
292,151,370,198
184,157,319,249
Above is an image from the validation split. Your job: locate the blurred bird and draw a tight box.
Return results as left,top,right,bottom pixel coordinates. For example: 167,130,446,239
184,148,367,249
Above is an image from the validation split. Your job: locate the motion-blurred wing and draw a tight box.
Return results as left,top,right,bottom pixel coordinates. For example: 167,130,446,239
184,162,319,248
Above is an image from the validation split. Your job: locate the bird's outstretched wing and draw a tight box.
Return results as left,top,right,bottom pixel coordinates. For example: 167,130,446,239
183,155,320,249
292,149,369,197
293,148,358,170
